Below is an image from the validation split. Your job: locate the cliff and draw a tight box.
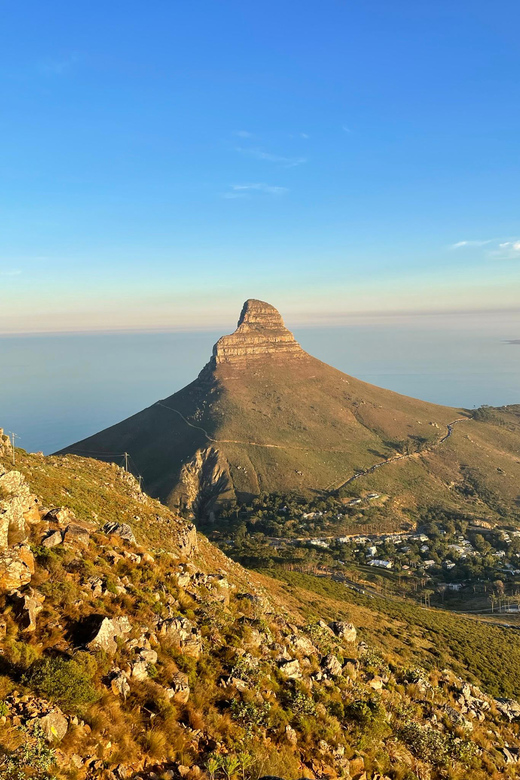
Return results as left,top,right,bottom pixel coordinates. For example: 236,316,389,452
210,298,305,366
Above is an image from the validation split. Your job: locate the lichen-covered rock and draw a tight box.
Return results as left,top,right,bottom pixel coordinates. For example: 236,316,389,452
167,672,190,704
87,616,132,654
158,616,202,658
279,659,302,680
38,709,68,742
330,621,357,643
0,543,35,591
0,470,40,549
102,521,136,544
12,587,45,631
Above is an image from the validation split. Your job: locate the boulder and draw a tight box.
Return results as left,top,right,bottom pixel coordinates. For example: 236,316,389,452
323,654,343,677
177,522,198,558
285,725,298,746
110,670,131,699
159,617,202,658
87,616,132,654
0,543,35,591
0,470,40,549
368,676,384,691
279,659,302,680
43,507,77,526
102,522,136,544
495,698,520,721
0,429,12,458
168,671,190,703
42,530,63,548
12,588,45,631
289,633,315,657
63,523,90,547
38,709,68,742
131,661,149,681
330,620,357,643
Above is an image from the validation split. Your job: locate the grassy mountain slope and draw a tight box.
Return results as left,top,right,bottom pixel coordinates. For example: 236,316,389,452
60,302,520,524
3,444,520,779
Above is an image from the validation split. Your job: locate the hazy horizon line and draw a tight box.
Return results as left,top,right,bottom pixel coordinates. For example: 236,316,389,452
1,305,519,338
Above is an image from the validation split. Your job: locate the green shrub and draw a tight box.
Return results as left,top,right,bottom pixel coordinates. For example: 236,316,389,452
22,656,98,709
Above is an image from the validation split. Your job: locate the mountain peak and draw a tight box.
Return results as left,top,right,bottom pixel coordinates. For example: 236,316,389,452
236,298,284,327
211,299,304,365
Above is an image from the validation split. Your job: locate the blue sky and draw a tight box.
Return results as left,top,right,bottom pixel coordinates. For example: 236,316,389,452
1,0,519,333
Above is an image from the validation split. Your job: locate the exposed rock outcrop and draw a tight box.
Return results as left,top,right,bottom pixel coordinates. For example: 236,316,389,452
211,299,305,366
0,469,40,549
86,615,132,654
12,587,45,631
176,446,233,517
0,469,41,591
102,521,136,544
0,543,35,591
0,429,12,458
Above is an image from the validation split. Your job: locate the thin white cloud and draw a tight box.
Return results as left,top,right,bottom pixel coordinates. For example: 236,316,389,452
231,183,288,195
342,125,351,133
450,237,520,260
450,239,493,249
234,130,255,138
300,132,310,139
0,270,22,277
235,146,307,167
489,239,520,260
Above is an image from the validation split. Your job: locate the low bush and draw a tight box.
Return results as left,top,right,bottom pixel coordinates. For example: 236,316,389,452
22,656,98,709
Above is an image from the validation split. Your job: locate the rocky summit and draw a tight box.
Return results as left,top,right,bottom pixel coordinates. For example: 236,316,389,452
58,299,520,525
211,299,304,366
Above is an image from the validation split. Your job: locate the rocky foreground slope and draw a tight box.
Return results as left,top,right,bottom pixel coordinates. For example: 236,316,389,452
1,432,520,779
59,300,520,525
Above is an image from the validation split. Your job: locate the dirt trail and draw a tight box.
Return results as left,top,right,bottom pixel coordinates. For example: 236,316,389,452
329,417,469,492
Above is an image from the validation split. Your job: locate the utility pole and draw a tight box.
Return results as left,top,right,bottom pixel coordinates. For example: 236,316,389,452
123,452,129,472
9,432,18,466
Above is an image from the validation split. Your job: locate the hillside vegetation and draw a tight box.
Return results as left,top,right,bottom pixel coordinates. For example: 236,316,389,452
1,442,520,779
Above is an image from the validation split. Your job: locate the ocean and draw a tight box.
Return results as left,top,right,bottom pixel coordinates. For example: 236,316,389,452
1,313,519,455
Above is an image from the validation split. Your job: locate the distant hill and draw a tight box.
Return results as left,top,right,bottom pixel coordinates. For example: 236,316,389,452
59,299,520,522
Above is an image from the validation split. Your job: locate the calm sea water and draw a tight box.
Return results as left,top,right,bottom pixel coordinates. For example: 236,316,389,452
1,314,519,454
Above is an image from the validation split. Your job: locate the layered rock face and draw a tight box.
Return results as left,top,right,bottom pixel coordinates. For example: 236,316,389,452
211,299,305,365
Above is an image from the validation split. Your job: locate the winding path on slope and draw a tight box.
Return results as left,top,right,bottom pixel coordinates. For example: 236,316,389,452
329,417,469,492
156,401,469,490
